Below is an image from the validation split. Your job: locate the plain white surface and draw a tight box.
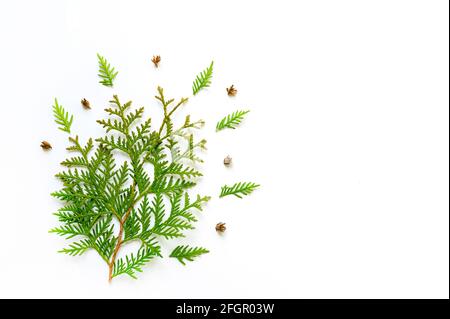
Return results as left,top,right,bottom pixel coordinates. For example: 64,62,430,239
0,0,448,298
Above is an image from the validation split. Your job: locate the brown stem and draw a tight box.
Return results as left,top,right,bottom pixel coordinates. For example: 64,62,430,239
107,195,135,282
108,222,124,282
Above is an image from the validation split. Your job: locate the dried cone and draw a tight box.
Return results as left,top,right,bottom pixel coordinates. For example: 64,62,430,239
226,85,237,96
152,55,161,67
81,98,91,109
215,222,226,233
40,141,52,150
223,155,232,166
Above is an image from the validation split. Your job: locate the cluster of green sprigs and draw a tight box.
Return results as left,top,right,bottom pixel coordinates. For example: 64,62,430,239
50,54,259,281
50,57,217,281
170,245,210,265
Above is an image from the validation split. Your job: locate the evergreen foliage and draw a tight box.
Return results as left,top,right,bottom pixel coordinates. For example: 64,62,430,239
97,53,118,87
216,110,250,131
192,61,214,95
50,56,259,281
52,98,73,133
219,182,260,199
52,85,209,281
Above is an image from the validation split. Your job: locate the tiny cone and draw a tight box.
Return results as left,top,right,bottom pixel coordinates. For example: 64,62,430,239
215,222,226,233
40,141,52,150
226,85,237,96
152,55,161,67
81,98,91,109
223,155,232,166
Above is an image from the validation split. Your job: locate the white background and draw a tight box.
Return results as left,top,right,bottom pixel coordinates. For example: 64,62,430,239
0,0,448,298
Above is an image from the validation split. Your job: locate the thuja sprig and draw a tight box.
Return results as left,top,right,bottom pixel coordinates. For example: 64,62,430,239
219,182,260,199
170,245,209,265
216,110,250,131
51,84,211,281
52,98,73,134
192,61,214,95
97,53,118,87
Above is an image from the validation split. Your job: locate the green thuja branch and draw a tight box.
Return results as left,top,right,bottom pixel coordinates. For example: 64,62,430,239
192,61,214,95
170,245,209,265
51,84,210,281
97,53,118,87
52,98,73,133
219,182,260,199
216,110,250,131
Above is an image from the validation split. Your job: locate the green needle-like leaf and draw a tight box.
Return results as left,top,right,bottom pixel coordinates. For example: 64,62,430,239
219,182,260,199
112,247,159,279
58,239,92,256
170,245,209,265
216,110,250,131
192,61,214,95
97,53,118,87
52,98,73,133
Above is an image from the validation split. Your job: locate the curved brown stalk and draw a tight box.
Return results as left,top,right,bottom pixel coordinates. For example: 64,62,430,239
107,185,137,282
